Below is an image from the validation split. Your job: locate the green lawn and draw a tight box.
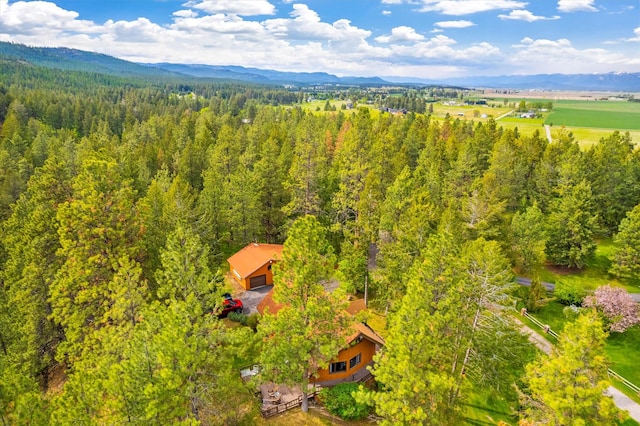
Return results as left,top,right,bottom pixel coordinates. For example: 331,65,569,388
463,389,520,425
527,239,640,294
520,297,640,404
545,100,640,131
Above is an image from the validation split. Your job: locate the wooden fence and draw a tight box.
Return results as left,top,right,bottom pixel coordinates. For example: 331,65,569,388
521,309,640,396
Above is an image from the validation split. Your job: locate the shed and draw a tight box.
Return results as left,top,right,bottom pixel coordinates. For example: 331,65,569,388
228,243,284,290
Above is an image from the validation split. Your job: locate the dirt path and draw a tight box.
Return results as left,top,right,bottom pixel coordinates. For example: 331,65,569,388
495,109,514,120
544,124,553,143
515,317,640,423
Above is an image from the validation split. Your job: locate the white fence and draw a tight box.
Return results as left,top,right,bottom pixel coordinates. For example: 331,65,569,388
520,309,640,396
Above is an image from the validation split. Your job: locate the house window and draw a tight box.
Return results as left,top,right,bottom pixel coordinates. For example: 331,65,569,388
329,361,347,374
349,353,362,369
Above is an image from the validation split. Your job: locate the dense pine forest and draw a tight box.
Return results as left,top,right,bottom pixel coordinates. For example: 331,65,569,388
1,57,639,425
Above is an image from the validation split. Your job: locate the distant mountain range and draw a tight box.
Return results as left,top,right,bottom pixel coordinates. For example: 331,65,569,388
0,41,176,78
386,73,640,92
1,41,639,91
144,63,388,86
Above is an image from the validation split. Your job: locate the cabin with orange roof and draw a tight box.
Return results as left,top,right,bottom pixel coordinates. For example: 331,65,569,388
228,243,284,290
257,290,384,386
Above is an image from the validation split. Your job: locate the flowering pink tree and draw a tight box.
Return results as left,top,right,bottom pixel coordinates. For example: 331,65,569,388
583,285,640,333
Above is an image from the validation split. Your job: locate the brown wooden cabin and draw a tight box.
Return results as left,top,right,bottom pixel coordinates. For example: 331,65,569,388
257,290,384,386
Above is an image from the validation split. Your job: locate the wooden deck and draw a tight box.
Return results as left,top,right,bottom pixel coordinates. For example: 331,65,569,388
259,384,319,418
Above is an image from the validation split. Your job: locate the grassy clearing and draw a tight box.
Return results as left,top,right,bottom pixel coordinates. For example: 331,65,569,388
551,126,640,149
463,389,519,425
527,239,640,294
432,103,511,121
545,100,640,131
519,295,640,400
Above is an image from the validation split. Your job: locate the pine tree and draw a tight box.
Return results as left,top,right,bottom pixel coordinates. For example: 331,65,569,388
50,156,145,362
510,204,547,273
366,232,465,425
610,203,640,279
366,233,516,424
525,276,546,313
258,215,349,413
545,180,598,268
1,157,71,379
521,310,623,424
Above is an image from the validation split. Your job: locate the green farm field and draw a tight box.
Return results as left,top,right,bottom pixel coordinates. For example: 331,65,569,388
545,100,640,130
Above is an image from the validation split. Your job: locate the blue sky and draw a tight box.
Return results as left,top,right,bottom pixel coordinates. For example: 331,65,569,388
0,0,638,78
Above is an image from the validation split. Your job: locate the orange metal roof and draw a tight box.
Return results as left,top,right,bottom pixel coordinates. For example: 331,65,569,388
227,243,283,279
349,322,385,346
257,289,384,347
256,288,285,315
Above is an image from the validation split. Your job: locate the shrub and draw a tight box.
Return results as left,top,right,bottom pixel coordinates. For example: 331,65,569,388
583,285,640,332
525,276,546,313
554,280,585,306
227,312,248,325
318,382,370,420
246,313,261,331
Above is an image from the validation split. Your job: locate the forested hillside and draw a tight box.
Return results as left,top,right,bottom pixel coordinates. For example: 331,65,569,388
0,60,638,424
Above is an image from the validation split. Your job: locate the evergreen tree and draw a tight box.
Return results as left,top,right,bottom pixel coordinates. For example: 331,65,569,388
545,180,598,268
154,225,223,316
365,232,466,425
524,276,546,313
50,156,144,362
258,215,348,413
365,233,516,424
510,204,547,273
283,115,328,218
585,131,637,234
521,310,623,425
610,203,640,279
1,157,71,381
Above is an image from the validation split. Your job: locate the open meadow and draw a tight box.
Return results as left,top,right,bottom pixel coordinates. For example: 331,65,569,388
300,96,640,147
440,96,640,147
545,100,640,131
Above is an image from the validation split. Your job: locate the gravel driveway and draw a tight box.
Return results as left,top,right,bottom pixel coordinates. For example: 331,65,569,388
237,285,273,314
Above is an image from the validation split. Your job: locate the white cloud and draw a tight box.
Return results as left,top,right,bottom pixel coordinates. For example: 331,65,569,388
627,27,640,42
1,0,638,79
434,20,475,28
173,10,199,19
263,4,372,45
382,10,392,15
390,36,501,64
103,18,166,43
498,10,560,21
182,0,276,16
375,26,425,43
508,36,640,74
557,0,597,13
0,0,101,35
415,0,527,15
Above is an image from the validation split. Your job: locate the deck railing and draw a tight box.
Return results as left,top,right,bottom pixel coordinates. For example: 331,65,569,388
261,395,304,418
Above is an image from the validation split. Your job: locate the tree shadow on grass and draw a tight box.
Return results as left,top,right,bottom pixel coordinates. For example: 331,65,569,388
462,402,518,426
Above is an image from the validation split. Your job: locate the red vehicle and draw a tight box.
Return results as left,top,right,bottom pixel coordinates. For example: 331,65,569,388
218,293,244,318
